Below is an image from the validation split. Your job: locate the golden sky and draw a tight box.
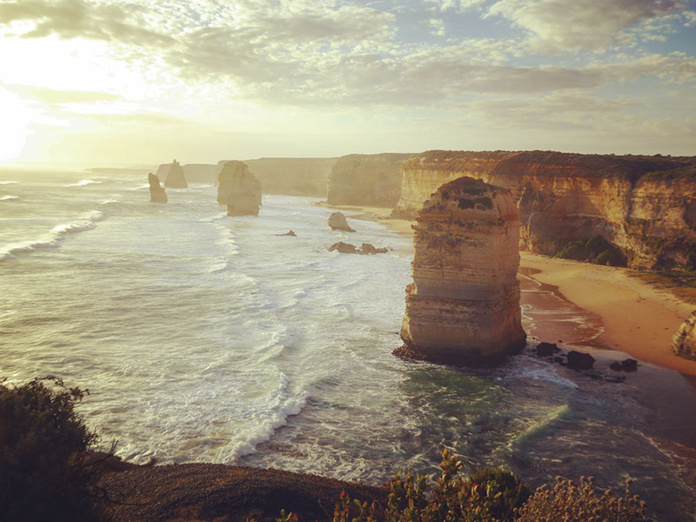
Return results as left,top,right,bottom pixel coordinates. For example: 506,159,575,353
1,0,695,164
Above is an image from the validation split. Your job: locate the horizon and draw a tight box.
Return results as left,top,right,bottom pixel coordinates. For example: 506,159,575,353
1,0,695,164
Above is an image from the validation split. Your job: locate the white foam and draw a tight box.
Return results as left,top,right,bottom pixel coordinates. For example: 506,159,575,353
504,354,579,390
67,179,101,187
0,181,18,185
0,195,19,201
0,210,104,260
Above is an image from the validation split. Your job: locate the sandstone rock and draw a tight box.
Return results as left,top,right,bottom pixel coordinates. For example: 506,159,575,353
673,311,696,361
394,150,696,270
360,243,388,255
148,173,167,203
328,212,355,232
163,159,188,188
566,350,595,371
217,161,262,216
398,176,526,366
329,242,358,254
278,230,297,237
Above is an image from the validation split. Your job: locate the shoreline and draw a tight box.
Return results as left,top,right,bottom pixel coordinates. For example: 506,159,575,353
339,204,696,378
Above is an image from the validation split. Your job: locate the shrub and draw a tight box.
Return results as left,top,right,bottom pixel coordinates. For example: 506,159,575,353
515,476,648,522
0,377,104,521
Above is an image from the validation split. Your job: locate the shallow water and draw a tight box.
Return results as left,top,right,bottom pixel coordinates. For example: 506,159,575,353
1,167,695,520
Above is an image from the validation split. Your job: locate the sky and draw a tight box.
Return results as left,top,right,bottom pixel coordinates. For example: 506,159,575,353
0,0,695,165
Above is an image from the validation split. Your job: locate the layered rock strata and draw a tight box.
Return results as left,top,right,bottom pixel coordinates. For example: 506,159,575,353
394,150,696,270
217,158,337,197
673,311,696,361
162,160,188,188
148,173,167,203
398,177,526,366
217,161,262,216
327,153,413,207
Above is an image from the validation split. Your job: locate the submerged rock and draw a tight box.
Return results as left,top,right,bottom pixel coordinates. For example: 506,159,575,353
566,350,595,371
328,212,355,232
398,176,526,366
673,311,696,361
536,342,559,357
148,173,167,203
278,230,297,237
329,242,358,254
217,161,262,216
163,160,188,189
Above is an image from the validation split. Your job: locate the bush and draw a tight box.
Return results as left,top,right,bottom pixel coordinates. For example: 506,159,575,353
515,476,648,522
0,377,104,521
333,449,531,521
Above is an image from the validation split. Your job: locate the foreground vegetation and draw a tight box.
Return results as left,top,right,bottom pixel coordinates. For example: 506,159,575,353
2,377,650,521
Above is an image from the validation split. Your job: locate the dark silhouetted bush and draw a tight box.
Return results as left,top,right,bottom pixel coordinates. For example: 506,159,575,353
0,377,104,521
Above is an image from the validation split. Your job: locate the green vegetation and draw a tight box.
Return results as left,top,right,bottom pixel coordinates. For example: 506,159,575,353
0,377,105,521
556,236,628,267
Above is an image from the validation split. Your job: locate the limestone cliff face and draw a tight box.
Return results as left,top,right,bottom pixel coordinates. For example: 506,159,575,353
217,161,262,216
673,311,696,361
399,177,526,366
396,151,696,270
162,160,188,189
327,153,413,207
217,158,336,197
148,173,167,203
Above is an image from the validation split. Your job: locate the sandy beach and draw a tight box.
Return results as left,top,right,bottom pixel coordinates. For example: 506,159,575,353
340,205,696,378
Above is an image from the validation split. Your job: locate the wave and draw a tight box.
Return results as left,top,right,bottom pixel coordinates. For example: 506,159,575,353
0,181,18,185
0,210,104,260
0,195,20,201
67,179,101,187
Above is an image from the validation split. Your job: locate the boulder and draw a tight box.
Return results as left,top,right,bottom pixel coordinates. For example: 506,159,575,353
536,342,558,357
329,242,358,254
279,230,297,237
328,212,355,232
610,361,623,372
566,350,595,371
359,243,388,255
398,176,526,366
217,161,262,216
148,173,167,203
673,311,696,361
620,358,638,372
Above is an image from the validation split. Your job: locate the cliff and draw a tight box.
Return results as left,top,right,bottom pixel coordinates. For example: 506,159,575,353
160,160,188,189
216,158,336,197
147,173,167,203
398,177,526,366
217,161,262,216
673,311,696,361
327,153,413,207
395,151,696,270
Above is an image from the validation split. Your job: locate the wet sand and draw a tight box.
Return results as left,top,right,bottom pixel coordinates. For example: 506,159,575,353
341,205,696,378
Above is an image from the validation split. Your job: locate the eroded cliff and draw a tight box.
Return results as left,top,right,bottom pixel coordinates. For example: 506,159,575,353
395,151,696,270
673,311,696,361
327,153,413,207
217,161,262,216
398,177,526,366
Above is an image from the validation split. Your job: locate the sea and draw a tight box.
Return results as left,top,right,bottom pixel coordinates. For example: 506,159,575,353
1,166,695,520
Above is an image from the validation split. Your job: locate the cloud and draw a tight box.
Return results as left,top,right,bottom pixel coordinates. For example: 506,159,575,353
0,0,173,45
486,0,686,51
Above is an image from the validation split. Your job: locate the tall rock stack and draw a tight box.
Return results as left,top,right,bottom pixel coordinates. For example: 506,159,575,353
398,176,526,366
164,159,188,188
148,173,167,203
217,161,262,216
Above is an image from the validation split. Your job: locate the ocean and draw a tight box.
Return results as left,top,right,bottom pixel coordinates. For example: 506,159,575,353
1,167,695,520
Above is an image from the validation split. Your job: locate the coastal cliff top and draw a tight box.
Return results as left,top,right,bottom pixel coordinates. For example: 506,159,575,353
406,150,696,182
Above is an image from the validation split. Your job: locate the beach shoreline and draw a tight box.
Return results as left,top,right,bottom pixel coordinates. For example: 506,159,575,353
338,204,696,378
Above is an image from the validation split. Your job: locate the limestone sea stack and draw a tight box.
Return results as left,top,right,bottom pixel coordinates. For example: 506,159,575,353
164,160,188,188
217,161,262,216
328,212,355,232
673,311,696,361
398,177,526,366
148,173,167,203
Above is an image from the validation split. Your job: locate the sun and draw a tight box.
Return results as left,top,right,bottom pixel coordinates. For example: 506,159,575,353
0,86,32,162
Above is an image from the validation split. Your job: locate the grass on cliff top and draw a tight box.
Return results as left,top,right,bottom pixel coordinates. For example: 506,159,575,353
630,270,696,305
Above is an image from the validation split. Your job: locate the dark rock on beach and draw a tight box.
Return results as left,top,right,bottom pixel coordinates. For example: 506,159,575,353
566,350,596,371
536,342,558,357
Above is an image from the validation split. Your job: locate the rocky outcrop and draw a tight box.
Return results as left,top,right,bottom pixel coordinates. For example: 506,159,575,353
327,153,413,207
394,150,696,270
328,212,355,232
160,160,188,189
217,158,337,197
398,177,526,366
673,311,696,361
217,161,262,216
148,173,167,203
157,163,216,184
329,242,388,254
